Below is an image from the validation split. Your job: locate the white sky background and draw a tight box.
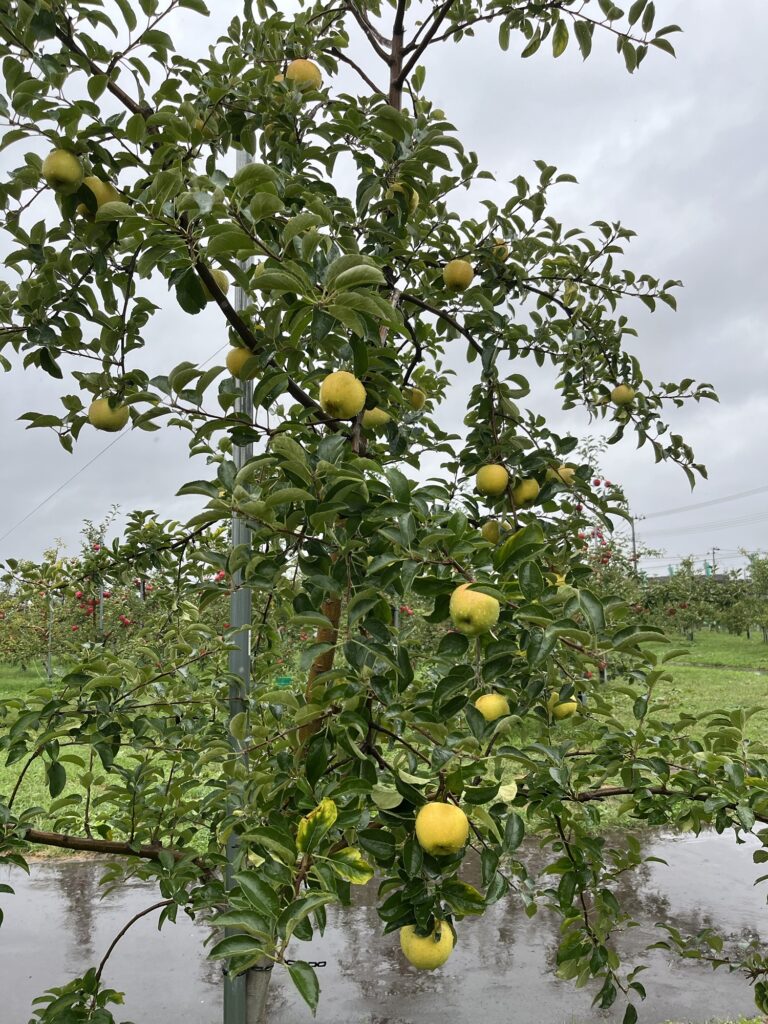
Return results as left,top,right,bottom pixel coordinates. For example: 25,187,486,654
0,0,766,575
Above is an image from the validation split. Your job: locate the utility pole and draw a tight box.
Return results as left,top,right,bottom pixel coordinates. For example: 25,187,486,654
223,146,268,1024
711,546,720,576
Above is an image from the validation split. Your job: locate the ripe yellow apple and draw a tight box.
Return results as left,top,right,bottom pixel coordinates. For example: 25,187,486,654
226,347,255,379
42,149,83,194
400,921,454,970
480,520,501,544
386,181,420,214
404,386,426,410
611,384,636,406
362,407,390,429
76,177,120,219
492,237,509,260
193,113,219,135
319,370,366,419
285,58,322,89
546,464,575,486
511,478,540,506
474,693,509,722
415,802,469,856
547,692,579,720
88,398,129,432
442,259,474,290
202,269,230,301
476,464,509,497
449,582,500,636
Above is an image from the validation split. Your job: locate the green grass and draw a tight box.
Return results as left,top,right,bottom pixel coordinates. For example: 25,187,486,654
1,665,99,837
671,631,768,670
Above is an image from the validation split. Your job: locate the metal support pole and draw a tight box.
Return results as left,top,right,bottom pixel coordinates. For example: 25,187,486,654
223,145,263,1024
629,515,638,577
47,597,54,681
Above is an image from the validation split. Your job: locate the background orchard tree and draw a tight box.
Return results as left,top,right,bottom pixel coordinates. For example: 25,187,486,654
5,2,768,1023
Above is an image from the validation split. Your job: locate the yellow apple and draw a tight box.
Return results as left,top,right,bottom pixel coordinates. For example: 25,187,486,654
404,386,426,410
286,58,322,89
226,347,255,379
319,370,366,419
42,149,83,195
386,181,420,214
415,801,469,856
75,176,120,219
449,582,500,636
611,384,636,406
492,237,509,260
511,478,540,506
474,693,510,722
546,464,575,486
442,259,474,290
476,464,509,497
547,692,579,720
362,407,390,429
202,269,230,302
480,520,501,544
400,921,454,970
88,398,129,432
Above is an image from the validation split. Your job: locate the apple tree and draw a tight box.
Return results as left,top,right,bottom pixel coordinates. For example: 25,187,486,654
4,1,768,1022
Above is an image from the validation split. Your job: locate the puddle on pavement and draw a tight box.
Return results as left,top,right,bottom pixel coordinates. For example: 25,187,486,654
1,829,764,1024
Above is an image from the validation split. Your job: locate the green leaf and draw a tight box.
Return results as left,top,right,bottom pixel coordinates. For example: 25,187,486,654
87,75,109,101
574,19,593,58
208,934,264,960
552,19,569,57
47,761,66,798
95,200,134,221
206,228,256,258
253,270,307,292
288,961,320,1013
358,827,396,863
519,561,544,600
264,487,315,507
628,0,646,25
503,812,525,852
577,589,605,632
283,212,322,246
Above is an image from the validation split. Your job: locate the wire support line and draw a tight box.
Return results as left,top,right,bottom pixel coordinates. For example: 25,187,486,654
0,342,230,546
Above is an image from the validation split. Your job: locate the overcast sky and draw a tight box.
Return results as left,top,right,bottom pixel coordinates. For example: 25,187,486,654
1,0,766,576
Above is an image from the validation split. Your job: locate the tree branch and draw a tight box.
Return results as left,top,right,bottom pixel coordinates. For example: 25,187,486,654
401,292,483,355
95,899,173,985
329,46,386,94
17,828,187,862
346,2,391,61
399,0,458,81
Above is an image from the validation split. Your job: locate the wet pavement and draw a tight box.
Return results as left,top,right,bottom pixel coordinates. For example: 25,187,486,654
1,829,764,1023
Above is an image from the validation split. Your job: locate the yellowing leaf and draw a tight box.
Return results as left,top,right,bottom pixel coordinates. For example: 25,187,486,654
296,797,338,853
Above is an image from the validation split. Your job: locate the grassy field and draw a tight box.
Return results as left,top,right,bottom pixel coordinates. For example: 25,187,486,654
650,632,768,745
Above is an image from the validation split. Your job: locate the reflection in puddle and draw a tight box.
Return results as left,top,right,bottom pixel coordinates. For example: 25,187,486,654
0,830,764,1024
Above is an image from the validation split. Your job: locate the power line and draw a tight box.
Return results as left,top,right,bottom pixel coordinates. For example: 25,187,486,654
641,484,768,520
644,510,768,537
0,342,229,546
